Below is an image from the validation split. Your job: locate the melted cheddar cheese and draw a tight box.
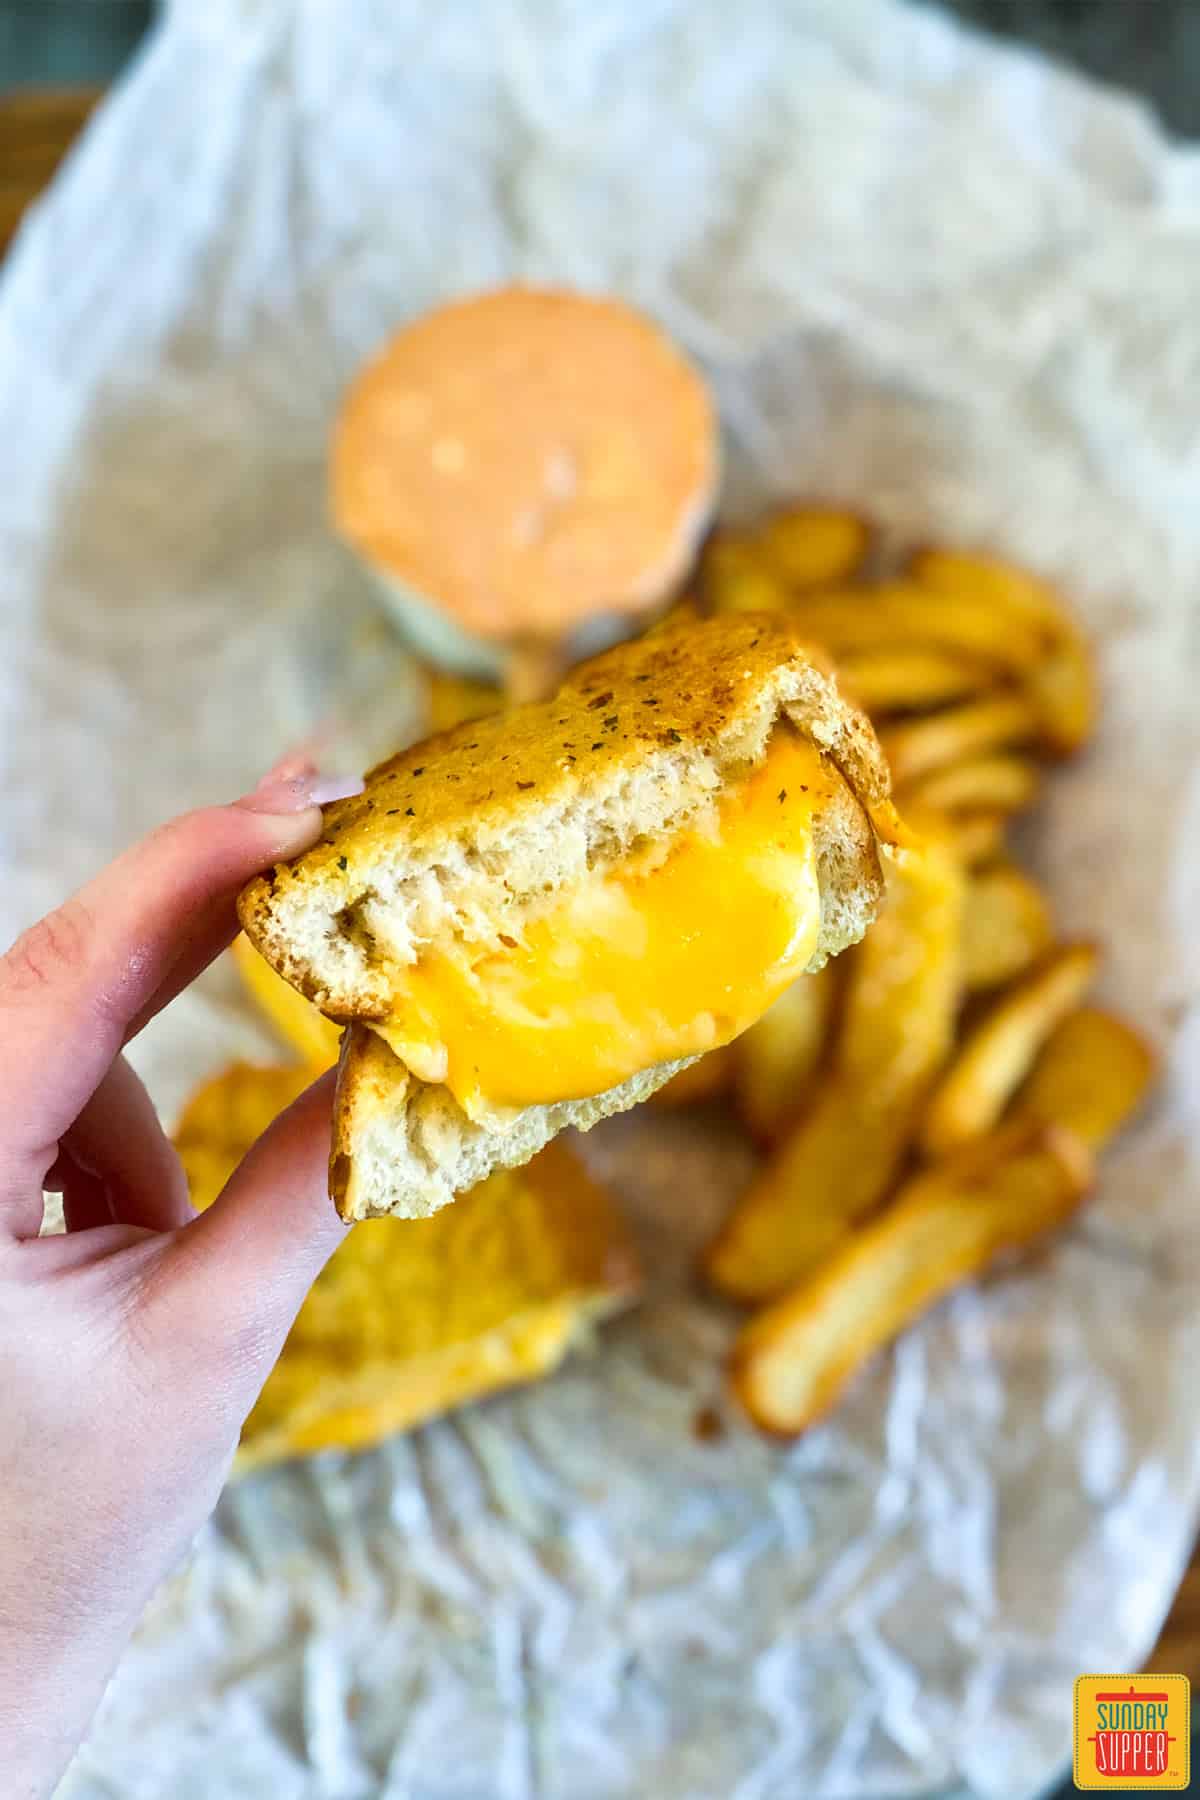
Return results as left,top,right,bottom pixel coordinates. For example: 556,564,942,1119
375,728,835,1111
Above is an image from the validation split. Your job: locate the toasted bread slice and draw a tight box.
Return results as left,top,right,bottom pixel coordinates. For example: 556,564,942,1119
173,1063,638,1471
239,615,900,1219
241,615,898,1014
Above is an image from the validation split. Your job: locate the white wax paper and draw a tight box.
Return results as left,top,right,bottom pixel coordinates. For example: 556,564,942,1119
5,1,1199,1795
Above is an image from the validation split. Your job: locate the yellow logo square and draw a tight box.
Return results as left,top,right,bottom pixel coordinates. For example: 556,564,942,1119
1074,1675,1190,1789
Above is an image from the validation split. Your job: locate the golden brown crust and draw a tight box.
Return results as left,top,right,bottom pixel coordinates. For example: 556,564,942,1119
331,286,717,639
330,1023,385,1220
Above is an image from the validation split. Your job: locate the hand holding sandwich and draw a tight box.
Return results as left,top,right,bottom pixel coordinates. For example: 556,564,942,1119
0,761,358,1800
0,615,900,1796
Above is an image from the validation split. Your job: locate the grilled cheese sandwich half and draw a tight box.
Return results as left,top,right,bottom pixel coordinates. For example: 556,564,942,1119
239,613,901,1219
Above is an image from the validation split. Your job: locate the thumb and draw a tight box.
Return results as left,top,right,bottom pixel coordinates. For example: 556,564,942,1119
168,1070,347,1381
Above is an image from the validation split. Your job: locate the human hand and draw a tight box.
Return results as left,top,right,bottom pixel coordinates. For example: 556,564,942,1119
0,761,360,1798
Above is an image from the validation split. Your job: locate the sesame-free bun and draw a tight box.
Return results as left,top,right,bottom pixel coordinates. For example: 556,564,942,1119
331,287,718,676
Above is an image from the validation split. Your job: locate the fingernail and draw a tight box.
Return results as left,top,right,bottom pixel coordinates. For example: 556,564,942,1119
238,769,364,815
309,774,366,806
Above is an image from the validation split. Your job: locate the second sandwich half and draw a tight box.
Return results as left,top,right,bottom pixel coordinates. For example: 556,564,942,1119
238,613,903,1219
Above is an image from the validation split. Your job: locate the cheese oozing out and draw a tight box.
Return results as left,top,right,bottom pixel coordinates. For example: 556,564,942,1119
374,727,834,1112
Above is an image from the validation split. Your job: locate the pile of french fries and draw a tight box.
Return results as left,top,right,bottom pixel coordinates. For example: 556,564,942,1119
669,508,1158,1435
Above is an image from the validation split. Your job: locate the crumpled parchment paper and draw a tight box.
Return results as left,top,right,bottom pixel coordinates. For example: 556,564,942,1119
5,2,1199,1795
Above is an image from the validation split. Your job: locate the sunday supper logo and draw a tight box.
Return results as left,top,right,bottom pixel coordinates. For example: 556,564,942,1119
1073,1676,1190,1789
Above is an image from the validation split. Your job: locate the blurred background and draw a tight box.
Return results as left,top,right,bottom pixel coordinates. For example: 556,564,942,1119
1,0,1198,130
0,0,1194,259
0,0,1193,262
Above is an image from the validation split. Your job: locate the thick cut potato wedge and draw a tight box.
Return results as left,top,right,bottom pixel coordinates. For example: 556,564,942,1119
834,840,965,1092
903,754,1040,819
921,942,1099,1157
699,531,788,614
880,694,1039,787
730,1123,1092,1434
652,1047,737,1108
961,864,1053,990
754,506,871,590
837,646,993,714
734,962,839,1144
710,1073,927,1297
1012,1005,1158,1148
945,810,1008,868
232,933,342,1069
706,837,964,1302
787,583,1050,672
1026,644,1097,757
909,548,1097,754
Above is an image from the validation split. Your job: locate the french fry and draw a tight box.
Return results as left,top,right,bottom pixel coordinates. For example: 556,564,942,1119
909,547,1062,627
834,841,964,1089
699,531,788,614
710,1074,924,1296
837,646,993,714
961,864,1054,990
730,1123,1093,1435
910,548,1097,754
754,506,870,590
1027,643,1097,758
945,810,1008,868
651,1047,737,1108
903,754,1040,819
879,694,1039,787
920,942,1099,1157
232,933,342,1069
734,962,839,1144
1012,1005,1158,1149
706,837,965,1302
787,583,1050,672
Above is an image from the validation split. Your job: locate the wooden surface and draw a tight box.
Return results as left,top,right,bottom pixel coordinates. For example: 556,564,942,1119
1154,1555,1200,1685
4,79,1199,1690
0,86,100,254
